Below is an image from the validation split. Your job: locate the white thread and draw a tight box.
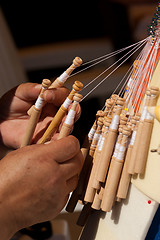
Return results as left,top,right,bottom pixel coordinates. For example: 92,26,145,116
113,142,121,158
141,106,147,120
62,98,72,109
35,96,45,110
145,111,153,120
98,136,105,151
64,109,75,125
97,134,102,146
130,130,137,146
81,39,147,102
126,39,152,112
131,37,158,112
117,145,126,161
70,37,149,78
110,115,120,130
88,127,96,139
58,72,69,83
93,133,101,141
127,77,133,88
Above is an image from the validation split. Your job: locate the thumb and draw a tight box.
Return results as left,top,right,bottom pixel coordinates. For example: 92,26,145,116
44,135,81,163
15,83,41,101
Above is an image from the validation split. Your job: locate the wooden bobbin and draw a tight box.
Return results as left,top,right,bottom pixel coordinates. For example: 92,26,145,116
21,79,51,147
66,110,106,212
91,186,105,210
81,109,102,160
104,98,114,116
134,86,159,174
27,79,52,116
38,81,83,144
128,90,151,174
50,57,83,89
101,126,131,212
116,119,137,200
84,117,104,203
96,100,124,184
92,117,112,190
127,115,141,174
111,94,119,102
111,124,124,160
91,189,101,210
58,93,83,139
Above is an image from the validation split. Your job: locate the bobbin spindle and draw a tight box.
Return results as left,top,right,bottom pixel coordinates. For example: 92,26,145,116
101,126,131,212
128,90,151,174
66,109,105,213
117,118,136,200
84,116,104,203
92,117,112,190
96,98,125,184
104,98,114,116
39,81,83,144
50,57,83,89
134,86,159,174
21,79,51,147
58,93,83,139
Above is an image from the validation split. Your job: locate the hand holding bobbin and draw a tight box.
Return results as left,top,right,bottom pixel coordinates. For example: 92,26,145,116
58,93,83,139
39,80,83,144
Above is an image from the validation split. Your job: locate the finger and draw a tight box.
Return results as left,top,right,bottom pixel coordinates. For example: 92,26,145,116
15,83,41,102
43,135,81,163
66,175,79,193
75,104,81,122
60,151,83,180
57,103,81,133
43,87,70,107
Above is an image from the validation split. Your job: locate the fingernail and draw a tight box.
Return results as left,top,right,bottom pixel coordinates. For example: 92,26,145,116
35,84,41,89
44,140,51,145
76,104,81,115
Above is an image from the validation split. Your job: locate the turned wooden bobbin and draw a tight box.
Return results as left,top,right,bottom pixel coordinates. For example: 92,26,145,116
66,111,100,213
134,86,159,174
82,110,103,159
89,115,104,157
69,80,83,97
50,57,83,89
116,117,136,200
96,99,124,184
127,115,140,174
128,90,151,174
111,94,119,102
39,80,83,144
27,79,51,116
101,126,131,212
91,117,112,190
58,93,83,139
84,116,104,203
104,98,114,116
21,79,51,147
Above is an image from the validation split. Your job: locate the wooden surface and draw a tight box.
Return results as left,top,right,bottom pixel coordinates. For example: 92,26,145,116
79,184,158,240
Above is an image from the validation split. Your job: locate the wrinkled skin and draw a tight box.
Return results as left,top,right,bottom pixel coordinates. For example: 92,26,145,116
0,83,83,239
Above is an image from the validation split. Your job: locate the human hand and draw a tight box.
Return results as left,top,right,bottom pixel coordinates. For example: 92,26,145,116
0,135,83,239
0,82,71,149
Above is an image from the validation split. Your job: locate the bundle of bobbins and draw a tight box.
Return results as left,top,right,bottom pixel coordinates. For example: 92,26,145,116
65,85,160,227
19,53,160,230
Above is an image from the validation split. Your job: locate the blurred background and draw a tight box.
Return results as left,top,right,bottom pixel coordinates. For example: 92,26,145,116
0,1,159,239
0,0,158,81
